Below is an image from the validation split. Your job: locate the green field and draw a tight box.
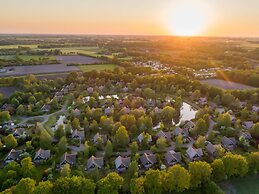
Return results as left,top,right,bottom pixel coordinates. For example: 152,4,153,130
0,55,55,61
18,55,56,61
0,55,16,60
219,175,259,194
79,64,117,72
0,44,38,49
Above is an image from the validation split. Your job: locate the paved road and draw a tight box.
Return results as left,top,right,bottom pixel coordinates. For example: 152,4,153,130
18,102,68,126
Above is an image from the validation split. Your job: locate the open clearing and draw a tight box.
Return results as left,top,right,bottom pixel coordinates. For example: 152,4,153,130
0,86,17,97
201,79,257,90
219,175,259,194
56,55,103,64
79,64,117,72
0,64,79,77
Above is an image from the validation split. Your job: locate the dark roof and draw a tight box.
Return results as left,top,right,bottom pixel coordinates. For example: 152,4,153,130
93,133,107,144
60,152,77,165
4,149,22,162
34,149,51,161
165,150,182,165
156,130,172,141
186,147,203,160
140,153,157,167
221,136,236,147
72,130,85,140
173,127,189,137
86,156,104,170
206,142,216,155
115,156,131,170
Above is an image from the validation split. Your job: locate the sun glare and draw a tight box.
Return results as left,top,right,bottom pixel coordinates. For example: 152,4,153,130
167,1,212,36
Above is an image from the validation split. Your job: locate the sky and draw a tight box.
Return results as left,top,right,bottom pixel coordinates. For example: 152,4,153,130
1,0,259,37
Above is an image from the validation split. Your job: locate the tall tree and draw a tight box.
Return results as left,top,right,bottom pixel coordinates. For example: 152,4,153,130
115,126,129,147
4,134,18,150
189,161,212,188
144,169,162,194
15,178,36,194
97,172,124,194
166,164,190,192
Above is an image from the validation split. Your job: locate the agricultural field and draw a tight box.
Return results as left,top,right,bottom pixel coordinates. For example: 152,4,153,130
200,79,257,90
52,47,104,57
0,44,38,49
56,55,103,64
0,64,79,77
19,55,56,61
79,64,117,72
0,55,16,60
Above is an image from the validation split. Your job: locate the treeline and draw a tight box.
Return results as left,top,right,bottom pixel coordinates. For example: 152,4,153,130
2,152,259,194
216,70,259,87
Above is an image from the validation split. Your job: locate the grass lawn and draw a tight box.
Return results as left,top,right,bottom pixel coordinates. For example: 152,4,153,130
219,174,259,194
79,64,117,72
43,115,57,132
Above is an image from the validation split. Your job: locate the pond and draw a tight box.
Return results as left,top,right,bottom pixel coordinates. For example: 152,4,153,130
173,102,197,126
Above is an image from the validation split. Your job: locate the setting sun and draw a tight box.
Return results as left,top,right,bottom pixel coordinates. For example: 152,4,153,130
167,1,212,36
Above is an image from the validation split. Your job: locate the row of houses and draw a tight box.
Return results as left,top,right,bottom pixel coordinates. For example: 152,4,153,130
4,134,239,172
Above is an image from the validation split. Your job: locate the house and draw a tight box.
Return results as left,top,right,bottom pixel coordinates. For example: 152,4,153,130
198,97,207,105
12,128,27,138
72,109,81,117
138,106,146,113
173,127,189,137
123,87,129,92
121,107,130,114
165,150,182,166
140,153,157,168
215,108,226,115
205,142,217,156
137,132,152,144
1,103,14,112
147,99,156,107
221,136,236,151
239,101,247,108
156,130,172,142
242,121,254,130
93,133,107,145
186,147,203,161
239,131,252,141
229,114,236,123
60,152,77,167
41,104,51,112
71,130,85,141
4,149,22,164
104,107,113,115
0,121,15,129
252,105,259,113
154,107,162,114
183,121,195,131
86,156,104,171
115,156,131,172
87,87,94,94
34,149,51,163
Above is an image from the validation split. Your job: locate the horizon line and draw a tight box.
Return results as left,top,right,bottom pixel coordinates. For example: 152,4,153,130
0,32,258,39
